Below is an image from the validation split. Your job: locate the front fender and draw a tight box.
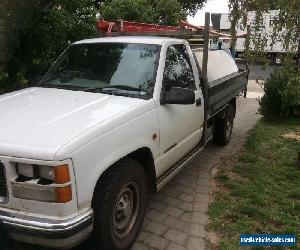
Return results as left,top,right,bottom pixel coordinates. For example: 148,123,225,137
69,108,160,210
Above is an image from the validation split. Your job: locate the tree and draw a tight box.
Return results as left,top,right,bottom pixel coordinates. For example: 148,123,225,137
229,0,300,64
100,0,185,26
1,0,208,93
0,0,97,93
95,0,207,16
229,0,300,119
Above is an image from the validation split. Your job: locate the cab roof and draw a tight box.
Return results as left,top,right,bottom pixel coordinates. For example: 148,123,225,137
74,36,185,46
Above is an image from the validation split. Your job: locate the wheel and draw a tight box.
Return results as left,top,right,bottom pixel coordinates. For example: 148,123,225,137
213,105,234,146
90,158,148,250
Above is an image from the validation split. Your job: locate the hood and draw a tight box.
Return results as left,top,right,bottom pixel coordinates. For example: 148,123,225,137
0,87,147,160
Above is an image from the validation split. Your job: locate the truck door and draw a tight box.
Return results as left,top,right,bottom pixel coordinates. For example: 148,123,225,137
157,44,204,177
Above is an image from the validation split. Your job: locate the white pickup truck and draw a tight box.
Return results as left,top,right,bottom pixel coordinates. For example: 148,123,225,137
0,36,248,249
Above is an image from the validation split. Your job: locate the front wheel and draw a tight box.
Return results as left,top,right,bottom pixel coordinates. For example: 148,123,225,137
90,158,147,250
213,105,234,146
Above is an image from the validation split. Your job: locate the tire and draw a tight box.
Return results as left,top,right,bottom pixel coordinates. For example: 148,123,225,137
90,158,148,250
213,105,234,146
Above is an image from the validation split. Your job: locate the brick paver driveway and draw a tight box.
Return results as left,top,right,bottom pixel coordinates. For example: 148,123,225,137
132,96,261,250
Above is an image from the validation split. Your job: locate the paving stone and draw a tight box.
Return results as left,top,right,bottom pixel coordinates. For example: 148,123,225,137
142,218,152,227
144,220,168,236
131,242,150,250
193,201,209,213
136,230,149,242
161,186,179,197
174,177,191,186
191,212,208,225
176,201,193,212
164,229,188,245
187,237,206,250
196,178,210,186
174,184,195,194
146,209,168,223
148,199,168,211
176,175,197,185
164,206,184,218
153,193,166,201
196,173,211,182
194,193,209,203
195,184,210,194
163,216,189,233
178,193,194,203
163,196,181,206
184,169,199,176
180,212,192,223
144,233,170,249
166,242,186,250
190,224,207,238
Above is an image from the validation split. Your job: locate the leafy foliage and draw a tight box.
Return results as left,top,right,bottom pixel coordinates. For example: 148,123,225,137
229,0,300,63
259,65,300,119
228,1,300,119
95,0,207,16
100,0,185,26
0,0,207,94
177,0,207,16
0,0,98,93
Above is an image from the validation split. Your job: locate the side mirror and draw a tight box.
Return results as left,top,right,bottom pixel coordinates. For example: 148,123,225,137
161,87,195,105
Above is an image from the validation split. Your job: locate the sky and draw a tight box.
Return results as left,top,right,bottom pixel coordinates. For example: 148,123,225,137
187,0,229,26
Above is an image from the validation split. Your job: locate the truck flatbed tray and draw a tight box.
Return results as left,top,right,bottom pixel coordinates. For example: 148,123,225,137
207,68,248,118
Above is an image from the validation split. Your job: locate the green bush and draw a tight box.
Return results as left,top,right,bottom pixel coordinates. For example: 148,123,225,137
0,0,98,95
259,65,300,119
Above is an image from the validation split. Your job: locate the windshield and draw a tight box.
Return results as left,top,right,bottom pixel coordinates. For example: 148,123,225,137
39,43,161,99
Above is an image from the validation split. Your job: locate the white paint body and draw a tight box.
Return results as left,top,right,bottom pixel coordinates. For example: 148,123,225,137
194,50,238,83
0,36,238,247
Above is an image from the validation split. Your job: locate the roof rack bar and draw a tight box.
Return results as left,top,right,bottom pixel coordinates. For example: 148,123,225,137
97,18,243,39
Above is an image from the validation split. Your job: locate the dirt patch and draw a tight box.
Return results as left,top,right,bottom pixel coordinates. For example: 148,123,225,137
282,132,300,141
210,147,245,199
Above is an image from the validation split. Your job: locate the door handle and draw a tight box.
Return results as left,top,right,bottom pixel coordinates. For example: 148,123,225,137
196,98,202,107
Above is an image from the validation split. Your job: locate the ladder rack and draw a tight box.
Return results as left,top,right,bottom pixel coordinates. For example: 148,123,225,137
96,12,215,88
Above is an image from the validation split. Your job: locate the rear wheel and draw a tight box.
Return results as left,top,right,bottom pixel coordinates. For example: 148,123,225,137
90,158,147,250
213,105,234,146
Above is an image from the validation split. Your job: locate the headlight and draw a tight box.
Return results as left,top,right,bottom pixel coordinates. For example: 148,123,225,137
39,166,55,181
17,163,35,179
16,164,70,183
13,163,72,203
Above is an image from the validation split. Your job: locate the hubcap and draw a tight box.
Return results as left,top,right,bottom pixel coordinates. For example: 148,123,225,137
113,182,139,239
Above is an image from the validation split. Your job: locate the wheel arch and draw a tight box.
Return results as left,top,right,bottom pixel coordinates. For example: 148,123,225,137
92,147,157,201
215,97,236,120
230,97,237,117
127,147,157,194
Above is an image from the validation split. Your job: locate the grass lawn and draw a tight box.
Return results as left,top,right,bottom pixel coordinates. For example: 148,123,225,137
209,118,300,250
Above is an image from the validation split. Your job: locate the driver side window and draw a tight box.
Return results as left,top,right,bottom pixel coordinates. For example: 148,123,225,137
163,44,196,91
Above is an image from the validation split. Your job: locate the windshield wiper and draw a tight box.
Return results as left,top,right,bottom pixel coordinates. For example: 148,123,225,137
39,83,88,91
102,85,142,92
102,85,152,96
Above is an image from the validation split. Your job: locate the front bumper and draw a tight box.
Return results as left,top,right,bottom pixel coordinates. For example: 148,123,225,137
0,208,93,249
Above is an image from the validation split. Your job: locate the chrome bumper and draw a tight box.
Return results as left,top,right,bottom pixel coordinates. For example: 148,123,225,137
0,209,93,248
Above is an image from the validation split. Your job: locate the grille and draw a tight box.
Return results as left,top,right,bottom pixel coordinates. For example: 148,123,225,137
0,162,8,198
